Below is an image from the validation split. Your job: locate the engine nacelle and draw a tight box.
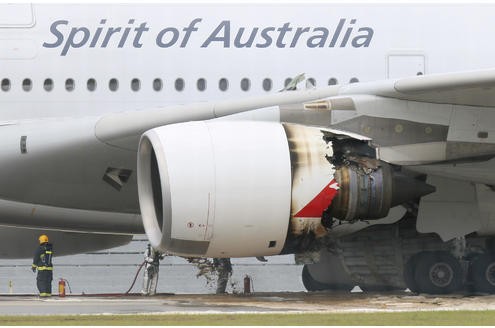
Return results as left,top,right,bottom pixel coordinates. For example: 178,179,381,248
137,121,434,257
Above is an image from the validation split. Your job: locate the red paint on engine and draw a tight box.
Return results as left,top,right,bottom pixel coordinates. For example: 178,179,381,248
294,179,339,218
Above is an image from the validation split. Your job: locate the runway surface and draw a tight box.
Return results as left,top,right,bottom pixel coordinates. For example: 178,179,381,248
2,292,495,315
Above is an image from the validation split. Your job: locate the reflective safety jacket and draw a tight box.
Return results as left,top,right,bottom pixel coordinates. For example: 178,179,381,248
32,242,53,271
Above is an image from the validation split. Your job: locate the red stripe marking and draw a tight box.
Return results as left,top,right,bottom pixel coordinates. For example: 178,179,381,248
294,179,339,218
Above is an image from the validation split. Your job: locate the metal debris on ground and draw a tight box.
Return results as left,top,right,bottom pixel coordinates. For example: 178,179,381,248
185,257,217,289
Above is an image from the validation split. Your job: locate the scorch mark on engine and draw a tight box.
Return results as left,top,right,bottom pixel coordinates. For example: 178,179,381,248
283,123,338,239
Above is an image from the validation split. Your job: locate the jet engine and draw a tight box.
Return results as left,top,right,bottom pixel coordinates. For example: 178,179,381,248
137,121,434,257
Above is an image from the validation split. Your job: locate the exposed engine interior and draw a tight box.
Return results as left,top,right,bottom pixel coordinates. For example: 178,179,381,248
321,136,434,224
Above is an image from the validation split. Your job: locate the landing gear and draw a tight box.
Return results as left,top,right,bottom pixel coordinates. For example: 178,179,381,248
471,254,495,293
405,251,463,294
302,219,495,295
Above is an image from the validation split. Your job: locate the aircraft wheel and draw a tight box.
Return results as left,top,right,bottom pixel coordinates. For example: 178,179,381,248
302,265,331,291
471,254,495,294
414,251,463,294
301,265,350,291
403,253,420,293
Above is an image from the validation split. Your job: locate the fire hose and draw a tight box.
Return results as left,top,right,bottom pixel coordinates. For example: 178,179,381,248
125,261,146,294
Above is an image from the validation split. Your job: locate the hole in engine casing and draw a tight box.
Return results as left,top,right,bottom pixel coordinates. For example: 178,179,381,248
150,149,163,233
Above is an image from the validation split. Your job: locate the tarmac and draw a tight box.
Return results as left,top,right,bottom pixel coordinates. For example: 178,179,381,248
2,291,495,315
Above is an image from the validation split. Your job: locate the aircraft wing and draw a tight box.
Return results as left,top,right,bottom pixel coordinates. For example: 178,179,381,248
95,68,495,152
94,85,341,150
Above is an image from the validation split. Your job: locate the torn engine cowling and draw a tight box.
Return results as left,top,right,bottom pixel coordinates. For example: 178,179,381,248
137,121,434,257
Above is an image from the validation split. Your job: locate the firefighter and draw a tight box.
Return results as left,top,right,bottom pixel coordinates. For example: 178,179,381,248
213,258,232,294
32,234,53,297
141,244,164,296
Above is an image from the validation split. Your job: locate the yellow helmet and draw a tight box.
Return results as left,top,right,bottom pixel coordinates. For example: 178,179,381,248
38,234,48,244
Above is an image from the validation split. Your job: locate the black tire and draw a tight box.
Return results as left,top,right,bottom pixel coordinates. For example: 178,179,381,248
302,265,328,291
403,254,420,293
471,254,495,294
301,265,351,291
414,251,463,294
486,238,495,254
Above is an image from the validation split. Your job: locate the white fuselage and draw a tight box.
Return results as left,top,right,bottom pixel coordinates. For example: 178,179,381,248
1,3,495,120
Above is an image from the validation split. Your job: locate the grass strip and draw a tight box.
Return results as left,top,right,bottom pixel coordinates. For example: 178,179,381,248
1,310,495,326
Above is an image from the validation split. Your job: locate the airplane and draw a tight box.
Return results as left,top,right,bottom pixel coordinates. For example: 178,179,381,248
2,2,495,295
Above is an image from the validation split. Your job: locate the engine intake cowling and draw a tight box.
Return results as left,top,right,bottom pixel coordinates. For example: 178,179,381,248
137,121,434,257
138,121,292,258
